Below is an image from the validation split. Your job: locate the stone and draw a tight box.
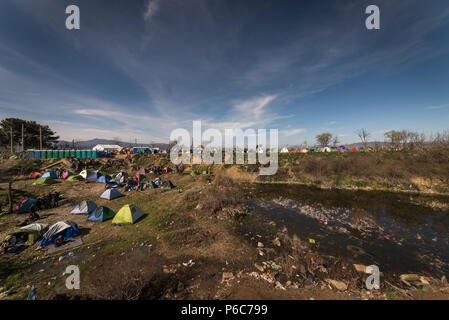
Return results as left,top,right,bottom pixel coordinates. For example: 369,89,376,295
325,279,348,291
254,263,265,272
272,238,281,247
353,264,368,273
257,242,264,248
222,272,234,281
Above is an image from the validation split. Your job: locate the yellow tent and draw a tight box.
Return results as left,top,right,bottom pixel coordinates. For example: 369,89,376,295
112,204,143,225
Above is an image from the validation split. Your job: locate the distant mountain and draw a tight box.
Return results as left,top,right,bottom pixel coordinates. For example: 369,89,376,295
55,139,169,149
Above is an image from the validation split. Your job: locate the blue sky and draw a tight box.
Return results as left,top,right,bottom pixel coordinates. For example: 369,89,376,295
0,0,448,145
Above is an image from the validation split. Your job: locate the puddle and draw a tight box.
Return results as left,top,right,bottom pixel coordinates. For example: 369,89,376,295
242,183,449,277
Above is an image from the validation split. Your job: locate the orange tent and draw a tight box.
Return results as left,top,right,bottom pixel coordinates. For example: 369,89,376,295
350,147,359,152
30,172,42,179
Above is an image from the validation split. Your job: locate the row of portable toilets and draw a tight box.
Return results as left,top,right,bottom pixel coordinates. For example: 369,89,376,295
25,150,105,159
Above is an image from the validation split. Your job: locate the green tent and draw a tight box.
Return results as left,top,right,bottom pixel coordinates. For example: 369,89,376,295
9,155,19,160
88,206,116,222
67,175,83,181
32,177,55,185
1,223,48,246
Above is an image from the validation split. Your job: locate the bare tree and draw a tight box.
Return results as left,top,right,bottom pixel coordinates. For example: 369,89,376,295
332,135,340,147
356,129,371,149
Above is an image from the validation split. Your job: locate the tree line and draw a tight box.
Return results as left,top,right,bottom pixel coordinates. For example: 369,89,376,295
0,118,59,153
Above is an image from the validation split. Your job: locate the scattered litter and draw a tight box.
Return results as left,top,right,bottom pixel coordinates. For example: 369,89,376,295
53,261,60,266
309,238,316,244
68,251,74,256
182,259,195,267
140,242,145,247
27,286,37,300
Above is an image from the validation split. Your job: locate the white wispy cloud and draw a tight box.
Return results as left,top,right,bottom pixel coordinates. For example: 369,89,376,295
425,104,449,110
281,128,306,137
143,0,160,23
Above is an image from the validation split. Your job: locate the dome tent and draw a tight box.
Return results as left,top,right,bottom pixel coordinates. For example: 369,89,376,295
70,200,97,214
42,171,57,179
39,221,79,247
87,171,103,180
88,206,116,222
79,170,91,179
67,175,83,181
96,175,112,183
33,177,55,185
100,189,123,200
2,223,48,246
16,198,37,213
112,204,143,225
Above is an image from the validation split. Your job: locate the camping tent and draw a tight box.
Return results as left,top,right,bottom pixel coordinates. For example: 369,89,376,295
300,149,308,154
61,171,73,179
67,175,83,181
42,171,58,179
16,198,37,213
2,223,48,246
80,170,90,179
100,189,122,200
33,177,55,185
280,147,289,153
96,175,112,183
29,172,42,179
112,204,143,225
114,172,129,184
9,155,19,160
350,147,359,152
70,200,97,214
39,221,79,247
88,206,116,222
87,171,103,180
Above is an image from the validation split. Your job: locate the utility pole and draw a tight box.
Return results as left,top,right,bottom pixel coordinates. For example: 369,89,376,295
21,123,24,153
10,127,13,154
39,126,42,150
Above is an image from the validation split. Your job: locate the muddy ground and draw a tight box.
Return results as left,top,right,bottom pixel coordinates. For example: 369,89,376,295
1,156,449,300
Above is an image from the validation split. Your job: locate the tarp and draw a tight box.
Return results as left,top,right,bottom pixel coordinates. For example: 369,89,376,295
42,171,58,179
88,206,116,222
67,175,83,181
100,189,122,200
70,200,97,214
16,198,37,213
112,204,143,225
39,221,79,247
33,177,55,185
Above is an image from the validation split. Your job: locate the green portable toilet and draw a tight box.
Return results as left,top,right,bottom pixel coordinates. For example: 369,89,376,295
51,150,57,158
92,151,97,158
56,151,61,159
75,150,81,158
70,150,75,157
86,151,92,158
81,151,87,158
40,150,46,159
64,150,70,158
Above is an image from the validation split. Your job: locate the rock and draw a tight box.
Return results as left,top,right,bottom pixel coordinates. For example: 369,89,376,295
254,263,265,272
400,274,420,286
257,242,264,248
353,264,367,273
258,250,265,256
272,238,281,247
325,279,348,291
222,272,234,281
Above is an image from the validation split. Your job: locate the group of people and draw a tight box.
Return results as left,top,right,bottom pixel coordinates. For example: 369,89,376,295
16,192,60,227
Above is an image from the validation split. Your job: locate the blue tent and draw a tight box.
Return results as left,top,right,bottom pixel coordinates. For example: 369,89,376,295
42,171,57,179
39,221,79,247
87,171,103,179
96,175,112,183
100,189,122,200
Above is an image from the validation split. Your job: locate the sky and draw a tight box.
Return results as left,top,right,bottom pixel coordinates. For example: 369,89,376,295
0,0,448,146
